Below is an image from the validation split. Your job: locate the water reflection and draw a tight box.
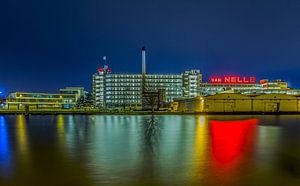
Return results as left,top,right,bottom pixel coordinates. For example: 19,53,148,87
16,115,29,159
57,115,65,136
56,115,65,146
192,116,208,182
139,115,161,182
0,116,12,181
0,116,10,165
142,115,160,156
210,119,257,164
208,118,257,185
54,115,93,185
2,115,300,185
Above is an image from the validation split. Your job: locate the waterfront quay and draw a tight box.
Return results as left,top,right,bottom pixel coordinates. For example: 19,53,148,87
2,108,300,115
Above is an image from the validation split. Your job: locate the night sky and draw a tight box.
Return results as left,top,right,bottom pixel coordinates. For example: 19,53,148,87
1,0,300,94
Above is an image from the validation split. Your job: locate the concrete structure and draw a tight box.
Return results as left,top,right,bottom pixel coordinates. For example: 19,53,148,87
6,92,76,110
175,96,204,113
93,47,202,108
176,93,300,113
141,89,166,110
182,70,202,98
59,87,86,101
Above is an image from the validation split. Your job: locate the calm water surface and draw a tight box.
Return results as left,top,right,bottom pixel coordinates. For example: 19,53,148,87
1,114,300,185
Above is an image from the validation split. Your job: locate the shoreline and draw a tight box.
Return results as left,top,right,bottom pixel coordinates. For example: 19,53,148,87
1,110,300,115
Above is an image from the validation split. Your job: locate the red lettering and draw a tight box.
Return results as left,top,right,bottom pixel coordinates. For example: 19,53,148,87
243,77,249,83
210,76,256,84
230,76,236,83
250,77,255,83
237,76,243,83
224,76,230,83
210,77,222,83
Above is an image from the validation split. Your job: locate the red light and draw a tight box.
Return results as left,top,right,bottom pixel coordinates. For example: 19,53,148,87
98,67,104,72
107,68,111,72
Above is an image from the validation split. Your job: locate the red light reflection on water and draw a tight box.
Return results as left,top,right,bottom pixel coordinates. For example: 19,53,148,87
210,118,257,164
207,118,257,185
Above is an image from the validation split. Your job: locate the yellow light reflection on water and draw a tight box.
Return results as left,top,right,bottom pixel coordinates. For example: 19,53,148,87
56,114,68,153
16,115,29,157
192,115,208,182
57,115,65,138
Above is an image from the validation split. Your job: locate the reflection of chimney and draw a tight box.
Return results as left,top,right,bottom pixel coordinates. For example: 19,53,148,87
142,46,146,75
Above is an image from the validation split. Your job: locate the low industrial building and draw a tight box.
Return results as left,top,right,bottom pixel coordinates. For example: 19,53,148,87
175,93,300,113
6,92,77,110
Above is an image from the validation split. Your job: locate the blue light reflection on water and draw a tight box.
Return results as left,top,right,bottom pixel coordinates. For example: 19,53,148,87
0,115,12,180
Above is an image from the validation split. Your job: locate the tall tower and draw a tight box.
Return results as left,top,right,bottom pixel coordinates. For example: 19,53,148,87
142,46,146,75
141,46,147,109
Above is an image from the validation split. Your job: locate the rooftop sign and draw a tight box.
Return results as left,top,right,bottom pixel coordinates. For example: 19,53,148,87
209,76,256,84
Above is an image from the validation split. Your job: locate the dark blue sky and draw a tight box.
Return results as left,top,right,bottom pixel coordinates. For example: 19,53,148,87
1,0,300,93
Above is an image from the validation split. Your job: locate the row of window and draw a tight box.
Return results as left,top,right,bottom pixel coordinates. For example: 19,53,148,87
7,99,74,103
106,92,141,95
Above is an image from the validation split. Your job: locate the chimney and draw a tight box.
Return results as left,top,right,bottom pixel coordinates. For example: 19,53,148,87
142,46,146,75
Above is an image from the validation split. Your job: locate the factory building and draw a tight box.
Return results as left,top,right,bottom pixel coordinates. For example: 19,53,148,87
176,93,300,113
92,47,202,108
92,48,299,110
201,76,296,96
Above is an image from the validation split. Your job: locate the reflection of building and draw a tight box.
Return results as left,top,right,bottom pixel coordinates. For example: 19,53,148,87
6,92,76,110
93,47,202,108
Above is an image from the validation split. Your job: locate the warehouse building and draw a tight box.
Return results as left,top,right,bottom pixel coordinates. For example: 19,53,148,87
176,93,300,113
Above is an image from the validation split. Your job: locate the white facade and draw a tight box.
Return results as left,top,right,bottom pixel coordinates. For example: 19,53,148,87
182,70,202,98
93,67,202,108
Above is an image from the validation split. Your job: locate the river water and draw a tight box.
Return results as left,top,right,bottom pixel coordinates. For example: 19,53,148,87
0,114,300,185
